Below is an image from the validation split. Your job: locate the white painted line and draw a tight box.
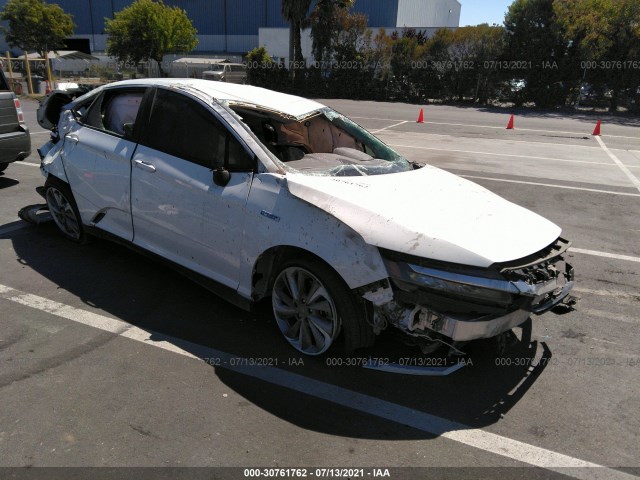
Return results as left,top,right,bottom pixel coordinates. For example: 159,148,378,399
571,248,640,263
380,130,604,150
0,283,637,480
596,136,640,193
459,175,640,197
573,287,638,301
0,220,30,235
388,144,619,167
371,120,409,133
11,161,39,167
350,116,640,140
30,131,51,135
578,308,640,325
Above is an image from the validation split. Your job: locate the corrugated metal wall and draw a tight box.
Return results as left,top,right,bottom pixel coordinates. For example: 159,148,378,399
164,0,225,35
0,0,460,53
352,0,399,27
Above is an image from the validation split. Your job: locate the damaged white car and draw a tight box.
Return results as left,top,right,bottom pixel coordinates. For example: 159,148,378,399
37,79,575,357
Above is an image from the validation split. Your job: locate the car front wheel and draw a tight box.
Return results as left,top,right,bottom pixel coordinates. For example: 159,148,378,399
0,163,8,173
271,259,346,356
45,178,86,243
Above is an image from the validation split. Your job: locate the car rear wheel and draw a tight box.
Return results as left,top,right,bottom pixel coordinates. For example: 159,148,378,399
45,178,86,243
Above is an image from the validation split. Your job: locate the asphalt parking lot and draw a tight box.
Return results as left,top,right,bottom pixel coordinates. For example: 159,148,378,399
0,97,638,480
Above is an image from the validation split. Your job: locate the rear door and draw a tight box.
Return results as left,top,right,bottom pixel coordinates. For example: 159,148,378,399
61,87,148,241
130,88,256,288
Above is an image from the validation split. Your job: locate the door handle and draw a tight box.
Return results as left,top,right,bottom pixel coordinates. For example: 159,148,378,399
134,159,156,173
66,134,79,144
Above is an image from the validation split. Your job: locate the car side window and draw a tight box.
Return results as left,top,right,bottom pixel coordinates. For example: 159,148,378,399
83,89,144,136
144,89,254,171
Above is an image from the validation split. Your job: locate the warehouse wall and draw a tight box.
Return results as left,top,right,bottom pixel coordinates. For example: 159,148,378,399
396,0,461,28
0,0,459,54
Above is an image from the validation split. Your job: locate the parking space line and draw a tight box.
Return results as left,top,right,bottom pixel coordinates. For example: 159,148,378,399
11,161,40,167
571,248,640,263
388,144,623,167
595,137,640,193
372,120,409,133
573,287,639,301
459,175,640,197
379,131,605,150
578,308,640,325
350,116,640,140
0,282,636,480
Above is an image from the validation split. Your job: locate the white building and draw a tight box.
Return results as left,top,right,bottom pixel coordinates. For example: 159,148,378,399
259,0,461,65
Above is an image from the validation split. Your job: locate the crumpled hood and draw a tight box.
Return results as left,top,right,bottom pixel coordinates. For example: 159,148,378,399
285,165,561,267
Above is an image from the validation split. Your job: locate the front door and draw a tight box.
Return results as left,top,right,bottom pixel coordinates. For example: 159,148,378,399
130,88,256,289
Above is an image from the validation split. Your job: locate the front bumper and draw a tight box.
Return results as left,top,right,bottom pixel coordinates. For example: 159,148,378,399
373,239,575,342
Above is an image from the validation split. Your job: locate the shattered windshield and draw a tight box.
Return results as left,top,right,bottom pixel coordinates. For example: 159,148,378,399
229,106,413,177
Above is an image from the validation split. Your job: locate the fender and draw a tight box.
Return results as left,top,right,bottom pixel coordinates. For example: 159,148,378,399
238,173,388,299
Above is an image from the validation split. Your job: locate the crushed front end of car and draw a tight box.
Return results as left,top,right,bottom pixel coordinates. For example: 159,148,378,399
369,238,575,353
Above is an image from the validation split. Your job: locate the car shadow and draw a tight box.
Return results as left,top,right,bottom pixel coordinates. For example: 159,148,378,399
0,176,19,189
10,223,551,440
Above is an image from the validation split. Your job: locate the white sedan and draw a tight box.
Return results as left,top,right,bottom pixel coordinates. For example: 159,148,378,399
37,79,575,357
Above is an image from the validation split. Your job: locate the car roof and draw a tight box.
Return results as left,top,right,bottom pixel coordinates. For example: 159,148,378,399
104,78,325,119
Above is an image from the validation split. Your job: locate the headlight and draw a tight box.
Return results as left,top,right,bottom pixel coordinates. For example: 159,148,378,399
404,263,519,303
379,246,569,315
379,248,522,311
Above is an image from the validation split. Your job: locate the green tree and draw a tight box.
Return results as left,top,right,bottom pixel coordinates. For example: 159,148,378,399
309,0,355,66
554,0,640,111
331,10,373,98
105,0,198,77
281,0,313,67
246,45,274,87
503,0,578,108
0,0,74,57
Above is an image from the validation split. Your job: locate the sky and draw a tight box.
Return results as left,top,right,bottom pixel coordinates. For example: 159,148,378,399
459,0,514,26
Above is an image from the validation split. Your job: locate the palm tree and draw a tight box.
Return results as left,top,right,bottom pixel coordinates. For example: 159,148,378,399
282,0,312,69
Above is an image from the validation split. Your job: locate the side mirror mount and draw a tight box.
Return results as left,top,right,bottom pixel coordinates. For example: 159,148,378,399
213,167,231,187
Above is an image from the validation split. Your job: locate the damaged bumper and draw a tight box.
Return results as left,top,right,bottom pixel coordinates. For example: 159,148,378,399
369,238,575,343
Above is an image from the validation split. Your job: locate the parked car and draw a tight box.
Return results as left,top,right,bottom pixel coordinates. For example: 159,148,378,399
36,79,575,357
202,63,246,84
0,69,31,173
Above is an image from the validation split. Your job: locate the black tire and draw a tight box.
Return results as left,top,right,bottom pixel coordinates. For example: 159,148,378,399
271,255,375,356
44,177,88,244
0,163,8,173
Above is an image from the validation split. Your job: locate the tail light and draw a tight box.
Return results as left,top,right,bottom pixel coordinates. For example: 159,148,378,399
14,98,25,123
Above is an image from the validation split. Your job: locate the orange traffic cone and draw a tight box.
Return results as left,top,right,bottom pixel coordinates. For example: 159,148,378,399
592,119,601,136
45,80,51,94
506,114,514,130
417,108,424,123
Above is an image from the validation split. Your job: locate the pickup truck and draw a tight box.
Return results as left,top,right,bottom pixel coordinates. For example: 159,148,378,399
0,69,31,173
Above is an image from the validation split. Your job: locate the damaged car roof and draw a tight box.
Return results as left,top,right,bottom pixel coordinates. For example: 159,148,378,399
101,79,325,119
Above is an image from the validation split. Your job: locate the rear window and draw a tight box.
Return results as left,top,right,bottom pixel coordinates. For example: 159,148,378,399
83,89,145,136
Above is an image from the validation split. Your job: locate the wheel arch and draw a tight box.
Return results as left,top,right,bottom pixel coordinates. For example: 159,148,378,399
251,245,340,302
